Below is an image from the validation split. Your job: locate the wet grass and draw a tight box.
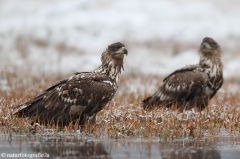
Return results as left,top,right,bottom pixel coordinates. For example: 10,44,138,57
0,69,240,141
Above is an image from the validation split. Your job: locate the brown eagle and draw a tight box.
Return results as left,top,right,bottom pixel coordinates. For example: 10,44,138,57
142,37,223,111
14,42,128,127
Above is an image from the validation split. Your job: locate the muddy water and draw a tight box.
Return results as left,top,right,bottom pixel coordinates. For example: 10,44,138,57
0,136,240,159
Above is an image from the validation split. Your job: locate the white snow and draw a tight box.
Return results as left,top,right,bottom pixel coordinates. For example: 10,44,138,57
0,0,240,79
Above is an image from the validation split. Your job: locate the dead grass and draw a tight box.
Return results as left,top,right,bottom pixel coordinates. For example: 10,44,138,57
0,69,240,141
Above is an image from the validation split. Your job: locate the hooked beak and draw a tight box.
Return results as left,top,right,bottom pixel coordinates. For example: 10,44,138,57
123,47,128,55
201,42,211,50
115,47,128,56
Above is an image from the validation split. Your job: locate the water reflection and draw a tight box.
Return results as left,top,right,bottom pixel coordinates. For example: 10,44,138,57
30,139,111,159
158,141,221,159
0,136,240,159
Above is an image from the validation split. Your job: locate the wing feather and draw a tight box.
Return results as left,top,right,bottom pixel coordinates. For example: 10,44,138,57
163,64,201,82
143,69,209,110
14,73,115,125
14,78,68,115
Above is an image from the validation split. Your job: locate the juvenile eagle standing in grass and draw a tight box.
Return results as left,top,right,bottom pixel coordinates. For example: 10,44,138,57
14,42,128,127
142,37,223,111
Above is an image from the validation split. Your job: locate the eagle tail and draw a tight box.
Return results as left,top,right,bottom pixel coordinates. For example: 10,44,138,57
142,90,168,110
142,95,163,110
142,96,152,110
14,78,68,119
13,92,46,117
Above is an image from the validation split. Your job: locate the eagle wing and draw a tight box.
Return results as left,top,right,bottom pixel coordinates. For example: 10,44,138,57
143,66,209,110
14,72,115,124
163,64,201,82
13,77,69,112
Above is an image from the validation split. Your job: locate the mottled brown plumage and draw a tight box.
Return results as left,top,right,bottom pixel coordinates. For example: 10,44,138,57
14,42,128,127
142,37,223,111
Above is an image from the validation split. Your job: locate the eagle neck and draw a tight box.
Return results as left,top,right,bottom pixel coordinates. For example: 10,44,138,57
199,54,223,89
93,62,123,82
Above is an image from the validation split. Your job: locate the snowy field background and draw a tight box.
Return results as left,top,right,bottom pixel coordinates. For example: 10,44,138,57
0,0,240,81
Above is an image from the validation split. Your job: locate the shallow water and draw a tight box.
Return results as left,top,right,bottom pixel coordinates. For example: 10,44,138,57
0,136,240,159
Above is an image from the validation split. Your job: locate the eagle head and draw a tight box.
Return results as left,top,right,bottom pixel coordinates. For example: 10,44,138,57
199,37,221,57
107,42,128,59
101,42,128,69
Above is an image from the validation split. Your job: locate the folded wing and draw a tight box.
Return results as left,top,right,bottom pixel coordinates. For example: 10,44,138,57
14,73,115,125
143,66,209,110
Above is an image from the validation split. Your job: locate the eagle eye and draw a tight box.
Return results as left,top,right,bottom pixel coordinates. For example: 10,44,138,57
112,47,120,52
108,42,125,53
210,42,217,48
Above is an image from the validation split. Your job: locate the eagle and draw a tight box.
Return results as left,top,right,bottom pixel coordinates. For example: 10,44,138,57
142,37,223,111
13,42,128,128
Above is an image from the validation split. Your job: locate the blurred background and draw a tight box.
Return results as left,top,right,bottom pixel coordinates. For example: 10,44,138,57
0,2,240,158
0,0,240,82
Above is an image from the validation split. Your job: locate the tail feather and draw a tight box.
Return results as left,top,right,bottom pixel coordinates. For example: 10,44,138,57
27,99,45,116
13,78,69,126
13,92,46,117
31,91,60,122
142,94,167,110
142,96,153,110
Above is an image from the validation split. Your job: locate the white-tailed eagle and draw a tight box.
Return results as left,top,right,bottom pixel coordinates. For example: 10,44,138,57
14,42,128,127
142,37,223,111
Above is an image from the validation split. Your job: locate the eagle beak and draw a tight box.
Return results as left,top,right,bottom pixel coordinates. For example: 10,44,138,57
123,47,128,56
201,42,211,50
114,47,128,59
115,47,128,55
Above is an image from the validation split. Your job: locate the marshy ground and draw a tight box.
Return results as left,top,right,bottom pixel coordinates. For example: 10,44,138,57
1,70,240,139
0,69,240,158
0,68,240,158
